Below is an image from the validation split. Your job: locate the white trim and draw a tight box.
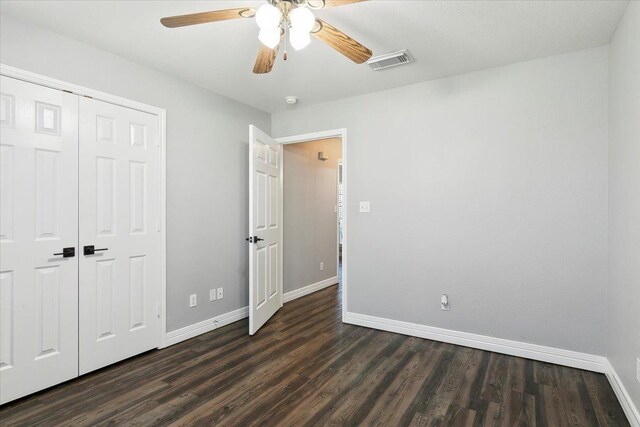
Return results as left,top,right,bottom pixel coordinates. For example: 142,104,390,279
344,311,608,373
0,64,164,115
1,64,169,350
276,128,348,321
159,108,167,347
283,276,339,303
164,306,249,347
605,359,640,426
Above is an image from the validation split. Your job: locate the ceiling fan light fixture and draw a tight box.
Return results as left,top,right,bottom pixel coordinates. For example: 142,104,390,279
256,3,281,30
259,27,281,49
290,29,311,50
305,0,325,9
290,7,316,33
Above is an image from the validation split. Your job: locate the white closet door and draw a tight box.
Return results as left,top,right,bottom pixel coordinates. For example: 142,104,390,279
0,76,79,404
78,97,161,375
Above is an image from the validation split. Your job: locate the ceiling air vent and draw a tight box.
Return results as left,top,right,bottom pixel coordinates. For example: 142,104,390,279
367,49,414,71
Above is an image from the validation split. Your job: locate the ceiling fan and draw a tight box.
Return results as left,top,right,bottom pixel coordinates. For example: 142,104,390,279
160,0,373,74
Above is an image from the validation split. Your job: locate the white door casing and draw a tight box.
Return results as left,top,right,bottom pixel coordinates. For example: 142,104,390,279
249,125,283,335
78,97,161,374
0,76,79,404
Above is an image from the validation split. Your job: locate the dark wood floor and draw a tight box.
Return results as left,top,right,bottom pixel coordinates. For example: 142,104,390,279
0,284,629,426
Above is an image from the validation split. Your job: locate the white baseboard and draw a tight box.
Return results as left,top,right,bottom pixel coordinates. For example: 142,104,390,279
283,276,339,303
343,311,608,373
162,306,248,347
159,306,637,425
162,275,338,348
605,359,640,426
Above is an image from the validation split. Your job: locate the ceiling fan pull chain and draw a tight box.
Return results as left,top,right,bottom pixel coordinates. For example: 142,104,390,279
283,24,288,61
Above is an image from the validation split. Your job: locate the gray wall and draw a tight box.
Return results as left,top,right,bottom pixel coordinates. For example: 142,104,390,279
0,14,271,332
284,138,341,293
608,1,640,409
273,46,609,355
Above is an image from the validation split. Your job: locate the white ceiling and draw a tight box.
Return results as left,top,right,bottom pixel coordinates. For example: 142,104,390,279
0,0,628,112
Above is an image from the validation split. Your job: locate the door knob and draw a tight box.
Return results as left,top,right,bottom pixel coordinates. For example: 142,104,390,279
53,247,75,258
83,245,108,255
253,236,264,243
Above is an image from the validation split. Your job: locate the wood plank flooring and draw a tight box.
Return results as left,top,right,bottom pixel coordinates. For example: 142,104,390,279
0,284,629,426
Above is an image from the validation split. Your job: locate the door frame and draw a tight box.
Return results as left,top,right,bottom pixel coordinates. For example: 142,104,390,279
0,64,169,348
276,129,348,320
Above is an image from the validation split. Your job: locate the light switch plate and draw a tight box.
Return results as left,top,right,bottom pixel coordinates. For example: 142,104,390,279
359,201,371,213
189,294,197,308
217,287,223,300
209,289,217,301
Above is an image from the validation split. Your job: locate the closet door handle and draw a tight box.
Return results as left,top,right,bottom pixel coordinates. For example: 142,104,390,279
53,247,75,258
83,245,108,256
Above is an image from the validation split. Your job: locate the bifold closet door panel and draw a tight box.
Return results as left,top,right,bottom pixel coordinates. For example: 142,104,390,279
78,97,161,375
0,76,79,404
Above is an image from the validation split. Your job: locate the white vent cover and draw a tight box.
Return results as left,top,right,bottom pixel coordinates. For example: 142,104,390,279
367,49,414,71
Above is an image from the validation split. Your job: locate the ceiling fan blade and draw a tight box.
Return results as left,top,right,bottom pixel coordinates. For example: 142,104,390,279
322,0,367,8
160,8,255,28
306,0,366,8
312,19,372,64
253,43,279,74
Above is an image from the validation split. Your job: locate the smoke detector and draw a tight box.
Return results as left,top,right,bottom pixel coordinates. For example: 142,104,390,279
367,49,414,71
285,96,298,105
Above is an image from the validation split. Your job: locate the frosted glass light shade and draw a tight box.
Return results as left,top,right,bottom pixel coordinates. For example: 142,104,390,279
290,29,311,50
259,28,281,49
290,7,315,33
256,4,281,30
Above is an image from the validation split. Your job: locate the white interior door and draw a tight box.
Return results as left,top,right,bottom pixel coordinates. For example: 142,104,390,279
0,76,79,404
249,125,283,335
78,97,161,374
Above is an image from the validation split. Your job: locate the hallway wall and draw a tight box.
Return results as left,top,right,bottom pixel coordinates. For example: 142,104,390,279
607,0,640,413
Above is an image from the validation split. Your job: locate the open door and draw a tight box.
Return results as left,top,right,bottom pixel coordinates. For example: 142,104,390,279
248,125,283,335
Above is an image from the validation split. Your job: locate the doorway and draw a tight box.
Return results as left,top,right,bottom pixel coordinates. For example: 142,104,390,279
247,127,348,335
276,129,348,320
281,137,342,304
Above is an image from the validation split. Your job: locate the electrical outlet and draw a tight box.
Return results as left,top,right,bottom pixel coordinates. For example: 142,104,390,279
209,289,217,301
637,358,640,383
359,201,371,213
320,262,324,271
217,287,223,300
189,294,197,308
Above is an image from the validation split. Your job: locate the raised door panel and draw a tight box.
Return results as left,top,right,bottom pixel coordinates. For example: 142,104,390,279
0,144,14,243
35,149,61,240
0,271,14,370
96,157,116,236
129,161,147,235
129,255,146,331
35,266,61,359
